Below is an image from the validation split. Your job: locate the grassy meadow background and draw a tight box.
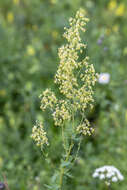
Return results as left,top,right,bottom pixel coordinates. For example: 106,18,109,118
0,0,127,189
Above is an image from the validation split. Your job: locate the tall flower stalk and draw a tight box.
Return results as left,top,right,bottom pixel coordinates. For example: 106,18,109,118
31,8,98,190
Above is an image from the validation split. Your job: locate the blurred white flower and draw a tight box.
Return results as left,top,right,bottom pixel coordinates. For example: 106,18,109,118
100,174,105,180
98,73,110,84
92,172,99,178
92,165,124,184
106,172,113,178
112,176,118,182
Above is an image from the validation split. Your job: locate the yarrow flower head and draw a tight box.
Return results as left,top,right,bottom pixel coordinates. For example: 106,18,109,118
98,73,110,84
92,165,124,185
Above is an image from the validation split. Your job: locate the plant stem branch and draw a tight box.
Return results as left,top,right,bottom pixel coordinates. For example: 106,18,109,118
59,142,74,190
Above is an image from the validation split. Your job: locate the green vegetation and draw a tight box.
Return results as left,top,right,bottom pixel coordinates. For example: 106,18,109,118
0,0,127,189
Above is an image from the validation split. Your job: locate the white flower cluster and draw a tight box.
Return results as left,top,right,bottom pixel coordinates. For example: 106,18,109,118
92,165,124,184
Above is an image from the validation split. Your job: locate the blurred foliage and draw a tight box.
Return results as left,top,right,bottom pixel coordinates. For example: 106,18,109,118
0,0,127,189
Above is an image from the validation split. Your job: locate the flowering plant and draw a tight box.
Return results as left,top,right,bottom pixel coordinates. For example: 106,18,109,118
31,8,98,190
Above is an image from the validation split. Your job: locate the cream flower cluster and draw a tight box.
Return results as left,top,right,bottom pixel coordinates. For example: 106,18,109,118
92,165,124,184
38,9,97,137
76,119,94,136
31,122,49,147
52,100,71,126
40,89,57,110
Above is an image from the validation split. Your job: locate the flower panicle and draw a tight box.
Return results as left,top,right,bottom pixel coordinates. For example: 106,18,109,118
39,9,98,125
32,9,98,149
54,9,97,112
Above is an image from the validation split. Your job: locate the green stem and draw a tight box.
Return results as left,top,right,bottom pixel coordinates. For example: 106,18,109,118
105,183,111,190
61,125,67,154
74,136,82,163
59,142,74,190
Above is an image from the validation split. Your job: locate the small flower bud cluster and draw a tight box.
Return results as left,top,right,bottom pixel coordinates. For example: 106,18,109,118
76,119,94,136
52,100,71,126
40,89,57,110
92,165,124,184
31,122,49,147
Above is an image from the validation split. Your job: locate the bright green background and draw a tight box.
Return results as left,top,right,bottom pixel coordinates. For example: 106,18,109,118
0,0,127,189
